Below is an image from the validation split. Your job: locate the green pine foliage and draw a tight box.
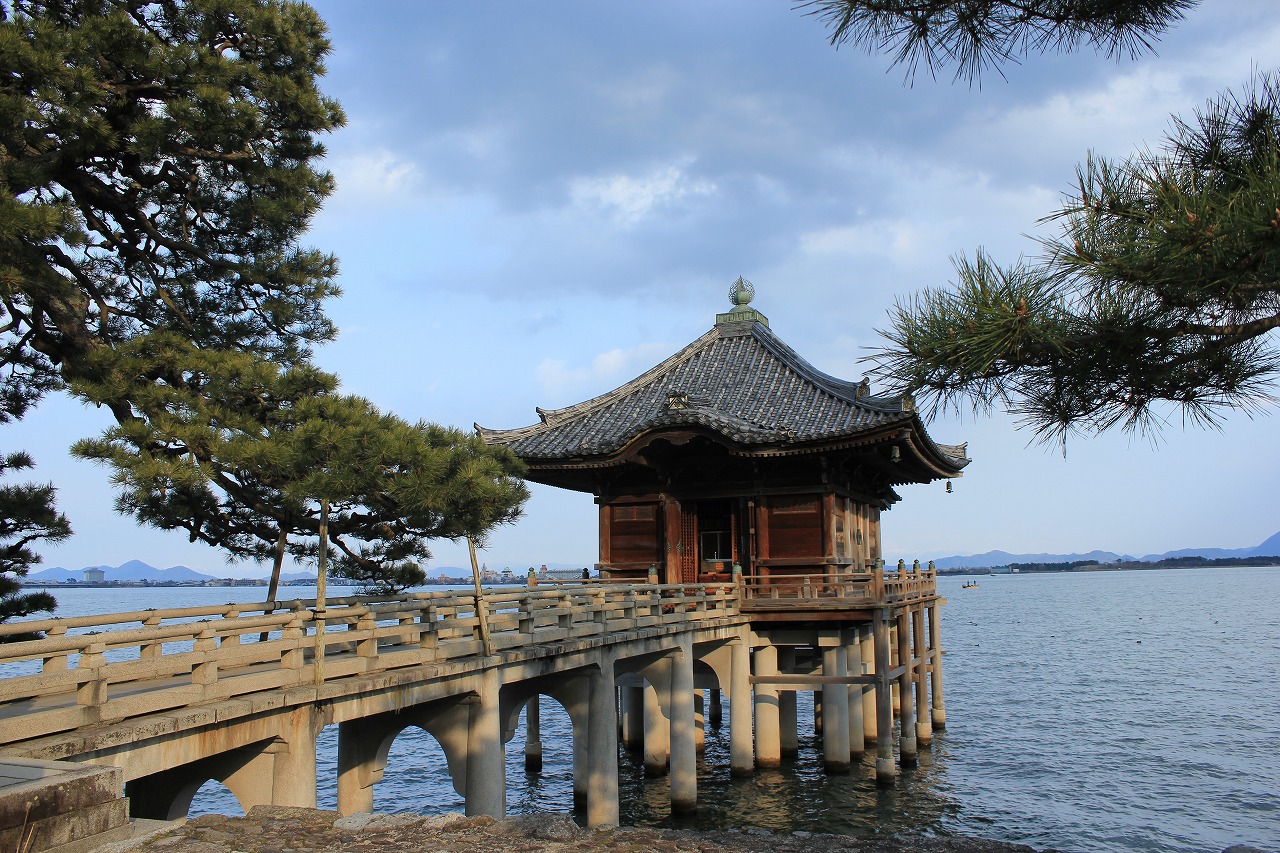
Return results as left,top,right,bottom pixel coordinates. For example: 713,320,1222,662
0,0,345,402
1,1,530,595
72,335,529,593
870,72,1280,443
799,0,1196,82
0,451,69,637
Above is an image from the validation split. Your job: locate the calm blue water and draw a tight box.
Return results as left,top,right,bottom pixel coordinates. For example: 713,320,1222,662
21,567,1280,853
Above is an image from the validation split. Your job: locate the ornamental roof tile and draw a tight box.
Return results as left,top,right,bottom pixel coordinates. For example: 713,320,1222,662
478,319,969,471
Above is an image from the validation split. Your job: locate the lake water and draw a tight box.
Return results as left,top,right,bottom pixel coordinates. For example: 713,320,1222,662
19,567,1280,853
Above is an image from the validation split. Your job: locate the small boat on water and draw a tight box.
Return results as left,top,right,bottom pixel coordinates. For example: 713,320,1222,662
962,580,980,589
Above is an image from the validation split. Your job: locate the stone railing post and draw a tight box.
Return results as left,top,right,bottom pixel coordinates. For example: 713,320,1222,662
356,612,378,662
42,623,68,672
140,612,163,660
419,602,440,656
76,641,107,711
192,624,219,687
281,613,306,671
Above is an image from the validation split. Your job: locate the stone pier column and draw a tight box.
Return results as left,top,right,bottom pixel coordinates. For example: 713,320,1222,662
643,666,670,776
694,691,706,752
620,684,644,750
821,644,851,774
268,706,318,807
928,602,947,729
708,688,723,727
729,634,754,777
895,610,917,767
466,669,506,818
777,646,798,758
669,641,697,814
753,643,781,768
860,624,877,746
846,628,865,758
525,696,543,772
912,606,932,747
337,718,378,815
587,658,620,828
872,608,896,784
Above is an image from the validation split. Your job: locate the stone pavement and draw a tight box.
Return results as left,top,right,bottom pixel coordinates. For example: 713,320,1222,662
98,806,1054,853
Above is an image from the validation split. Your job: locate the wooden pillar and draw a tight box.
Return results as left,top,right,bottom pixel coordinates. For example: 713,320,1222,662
729,633,754,777
895,609,917,767
928,601,947,729
587,659,620,828
821,644,851,774
525,696,543,772
599,504,612,566
872,608,895,784
663,498,683,584
753,643,781,768
912,605,932,747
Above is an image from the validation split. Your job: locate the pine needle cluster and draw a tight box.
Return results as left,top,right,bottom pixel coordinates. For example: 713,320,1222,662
869,71,1280,443
798,0,1196,82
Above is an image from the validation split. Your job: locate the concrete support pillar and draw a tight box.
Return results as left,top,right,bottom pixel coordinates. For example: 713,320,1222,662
620,685,644,750
846,630,865,758
466,669,506,818
572,704,589,808
895,610,917,767
693,691,706,752
912,606,932,748
586,659,620,828
337,719,378,815
708,688,723,727
777,646,798,758
268,706,318,807
669,641,697,815
821,645,851,774
753,643,781,768
524,696,543,772
729,635,754,777
928,603,947,729
643,668,670,776
860,625,877,746
872,609,896,784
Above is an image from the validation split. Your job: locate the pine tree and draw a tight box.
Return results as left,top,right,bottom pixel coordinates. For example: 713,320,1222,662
868,72,1280,443
0,451,69,638
800,0,1197,82
72,336,528,593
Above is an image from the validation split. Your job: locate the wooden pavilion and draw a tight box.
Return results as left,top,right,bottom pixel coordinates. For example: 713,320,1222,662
478,280,969,592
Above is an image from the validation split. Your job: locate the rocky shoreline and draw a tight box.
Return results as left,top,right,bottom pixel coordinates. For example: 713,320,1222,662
100,806,1056,853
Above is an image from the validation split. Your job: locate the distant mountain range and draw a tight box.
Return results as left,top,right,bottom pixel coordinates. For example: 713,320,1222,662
28,559,318,584
26,559,590,584
929,529,1280,570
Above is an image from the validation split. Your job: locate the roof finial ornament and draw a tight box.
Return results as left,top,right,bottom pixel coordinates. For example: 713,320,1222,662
716,276,768,328
729,276,755,309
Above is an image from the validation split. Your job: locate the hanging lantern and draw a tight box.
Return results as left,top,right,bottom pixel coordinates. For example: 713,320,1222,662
945,480,953,494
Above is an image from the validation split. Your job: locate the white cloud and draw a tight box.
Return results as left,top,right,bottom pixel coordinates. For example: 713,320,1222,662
329,149,421,203
568,161,716,226
535,341,675,402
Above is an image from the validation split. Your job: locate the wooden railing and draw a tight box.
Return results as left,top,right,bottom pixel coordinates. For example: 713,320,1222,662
739,560,939,609
0,584,740,744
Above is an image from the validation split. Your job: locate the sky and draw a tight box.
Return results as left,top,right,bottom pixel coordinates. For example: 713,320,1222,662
9,0,1280,577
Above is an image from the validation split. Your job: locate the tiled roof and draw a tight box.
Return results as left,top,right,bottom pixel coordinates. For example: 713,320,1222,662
478,319,969,471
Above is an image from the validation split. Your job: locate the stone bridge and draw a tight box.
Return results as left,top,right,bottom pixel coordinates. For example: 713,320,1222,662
0,569,945,851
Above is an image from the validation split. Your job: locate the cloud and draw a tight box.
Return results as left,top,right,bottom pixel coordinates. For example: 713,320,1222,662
568,161,716,226
328,149,421,204
535,341,676,404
